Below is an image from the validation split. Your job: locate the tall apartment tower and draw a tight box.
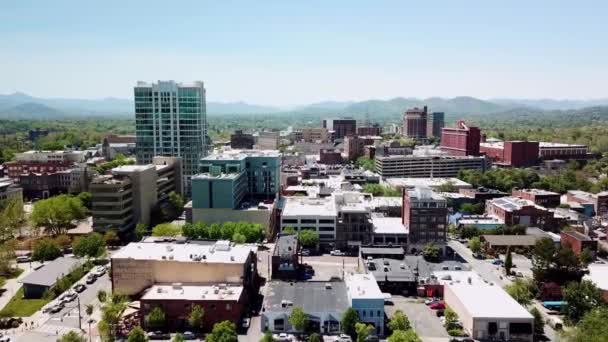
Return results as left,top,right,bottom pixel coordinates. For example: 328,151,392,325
134,81,208,196
427,112,445,138
440,120,481,156
403,106,428,140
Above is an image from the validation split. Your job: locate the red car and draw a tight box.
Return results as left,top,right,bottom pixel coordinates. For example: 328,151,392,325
430,301,445,310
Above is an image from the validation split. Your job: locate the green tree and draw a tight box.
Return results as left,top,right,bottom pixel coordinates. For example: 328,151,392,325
97,289,107,303
307,333,321,342
145,306,166,330
54,234,72,250
57,331,87,342
260,330,275,342
73,233,106,258
341,307,360,338
188,305,204,332
505,279,535,307
563,280,603,325
32,238,62,261
135,223,148,241
173,333,185,342
579,248,594,267
504,247,513,275
85,304,94,317
77,192,92,210
422,242,440,262
282,226,297,235
30,194,86,235
103,230,120,248
388,310,411,332
0,198,25,241
298,229,320,248
206,320,238,342
289,307,307,334
460,203,483,215
436,181,458,193
563,307,608,341
529,307,545,337
362,184,400,197
387,329,421,342
356,156,375,172
355,323,375,342
152,223,181,237
468,237,482,255
443,308,458,330
127,326,149,342
232,232,247,243
168,191,185,218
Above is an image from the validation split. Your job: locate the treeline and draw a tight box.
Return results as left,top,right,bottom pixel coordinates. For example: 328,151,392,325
154,221,266,243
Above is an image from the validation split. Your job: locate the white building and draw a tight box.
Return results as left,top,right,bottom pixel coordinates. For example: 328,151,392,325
15,150,85,163
345,273,385,336
443,277,534,341
281,196,337,243
383,177,472,191
371,214,407,245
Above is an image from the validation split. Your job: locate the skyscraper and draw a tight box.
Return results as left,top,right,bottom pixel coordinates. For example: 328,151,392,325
134,80,208,196
403,106,428,140
427,112,445,138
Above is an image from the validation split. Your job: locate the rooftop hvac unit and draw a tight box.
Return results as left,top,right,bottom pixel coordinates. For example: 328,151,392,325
325,283,332,289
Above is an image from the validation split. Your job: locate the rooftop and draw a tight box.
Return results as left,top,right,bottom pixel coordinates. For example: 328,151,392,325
360,246,405,256
141,283,244,301
112,164,155,174
385,177,472,189
282,196,337,217
481,235,541,247
20,257,82,287
488,196,544,212
264,281,349,314
274,234,298,258
111,241,255,264
366,196,402,208
345,273,383,300
515,188,559,196
561,230,593,241
371,215,408,235
406,187,446,201
366,258,416,282
446,280,533,319
584,264,608,290
202,149,280,161
539,142,587,148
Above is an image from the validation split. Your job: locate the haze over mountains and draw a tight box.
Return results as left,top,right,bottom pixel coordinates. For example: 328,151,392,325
0,91,607,120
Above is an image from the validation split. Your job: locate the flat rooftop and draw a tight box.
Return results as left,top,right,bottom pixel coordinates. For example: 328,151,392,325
488,197,543,212
515,188,559,196
584,264,608,290
406,187,446,201
367,196,402,208
112,164,154,173
366,258,416,282
282,197,337,217
202,149,280,161
264,281,349,314
371,215,407,235
141,283,244,301
539,142,587,148
446,280,533,319
111,241,255,264
482,234,540,247
385,178,472,189
345,273,383,300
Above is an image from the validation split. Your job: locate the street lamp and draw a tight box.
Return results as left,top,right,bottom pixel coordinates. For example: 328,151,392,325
88,318,96,342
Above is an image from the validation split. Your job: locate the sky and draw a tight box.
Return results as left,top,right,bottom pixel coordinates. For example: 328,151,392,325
1,0,607,106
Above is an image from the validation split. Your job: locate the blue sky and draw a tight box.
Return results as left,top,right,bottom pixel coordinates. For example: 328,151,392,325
1,1,606,105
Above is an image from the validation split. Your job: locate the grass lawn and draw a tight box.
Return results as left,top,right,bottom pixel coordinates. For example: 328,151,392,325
0,287,49,317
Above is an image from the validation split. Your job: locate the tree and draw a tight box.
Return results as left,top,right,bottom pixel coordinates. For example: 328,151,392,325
298,229,320,248
341,307,360,338
563,307,608,341
57,331,87,342
104,230,120,248
145,306,166,330
579,248,594,267
85,304,94,317
32,238,62,261
232,232,247,243
387,329,421,342
282,226,297,235
206,320,238,342
54,234,72,250
97,290,107,303
188,305,204,332
529,307,545,337
30,194,86,235
468,237,482,255
436,181,457,193
168,191,185,218
307,333,321,342
73,233,106,258
388,310,411,332
127,326,149,342
460,203,483,215
443,308,459,330
505,279,534,307
173,334,185,342
260,330,275,342
0,242,16,276
504,247,513,276
356,156,375,172
0,198,25,241
355,323,375,342
362,184,400,197
563,280,603,325
289,307,307,334
422,242,440,262
135,223,148,241
151,223,181,237
77,192,92,210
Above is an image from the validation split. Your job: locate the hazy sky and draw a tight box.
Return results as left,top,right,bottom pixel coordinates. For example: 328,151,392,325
1,1,607,105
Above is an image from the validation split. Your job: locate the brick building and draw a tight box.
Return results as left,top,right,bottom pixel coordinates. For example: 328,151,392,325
301,128,330,143
539,142,590,160
458,187,509,208
357,126,382,137
566,190,608,217
480,141,539,167
402,187,448,250
230,130,255,149
561,230,597,257
403,106,428,140
440,120,481,156
344,135,365,161
485,197,555,230
319,149,342,165
323,118,356,140
512,189,561,208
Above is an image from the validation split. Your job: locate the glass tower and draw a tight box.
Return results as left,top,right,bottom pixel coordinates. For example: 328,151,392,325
134,80,208,196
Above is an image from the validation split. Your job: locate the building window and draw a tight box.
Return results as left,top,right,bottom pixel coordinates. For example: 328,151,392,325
226,303,232,311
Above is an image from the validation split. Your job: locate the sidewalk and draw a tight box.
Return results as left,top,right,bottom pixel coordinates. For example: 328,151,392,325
0,262,40,310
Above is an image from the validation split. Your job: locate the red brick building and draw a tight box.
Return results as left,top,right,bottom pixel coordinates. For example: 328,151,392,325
561,231,597,256
440,120,481,156
566,190,608,217
319,149,343,165
512,189,561,208
402,187,448,247
323,118,356,140
357,126,382,136
4,161,71,180
479,141,539,167
485,197,555,230
403,106,428,140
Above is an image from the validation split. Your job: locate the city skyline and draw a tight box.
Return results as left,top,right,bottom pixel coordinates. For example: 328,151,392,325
1,1,607,106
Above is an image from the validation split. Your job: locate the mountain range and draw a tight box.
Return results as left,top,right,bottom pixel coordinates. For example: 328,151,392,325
1,92,608,120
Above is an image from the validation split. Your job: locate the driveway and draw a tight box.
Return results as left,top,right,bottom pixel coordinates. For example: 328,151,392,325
388,297,448,341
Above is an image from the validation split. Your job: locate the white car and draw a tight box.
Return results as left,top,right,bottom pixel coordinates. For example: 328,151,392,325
92,266,107,277
330,250,345,256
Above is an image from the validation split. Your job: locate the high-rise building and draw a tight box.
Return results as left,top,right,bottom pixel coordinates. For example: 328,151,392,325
440,120,481,156
402,187,448,247
134,81,208,196
403,106,428,140
427,112,445,138
323,118,357,140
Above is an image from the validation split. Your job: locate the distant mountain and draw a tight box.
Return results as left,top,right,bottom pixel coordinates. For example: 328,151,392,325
492,98,608,111
207,101,280,114
294,101,355,113
0,102,66,120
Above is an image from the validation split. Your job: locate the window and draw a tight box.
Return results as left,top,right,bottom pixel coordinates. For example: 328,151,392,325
226,304,232,311
362,310,366,317
370,310,373,317
301,219,316,224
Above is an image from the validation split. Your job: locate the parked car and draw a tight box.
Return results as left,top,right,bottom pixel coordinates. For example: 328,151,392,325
425,297,440,305
73,284,86,293
337,334,352,342
49,304,64,313
301,249,311,256
330,250,345,256
147,331,170,340
16,255,31,263
0,334,11,342
242,317,251,329
182,331,196,340
491,259,503,265
92,266,107,277
60,291,77,303
85,274,97,284
430,302,446,310
436,309,445,317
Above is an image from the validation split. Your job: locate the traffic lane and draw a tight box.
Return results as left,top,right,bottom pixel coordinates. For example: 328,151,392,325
389,297,448,339
48,273,110,327
447,240,509,287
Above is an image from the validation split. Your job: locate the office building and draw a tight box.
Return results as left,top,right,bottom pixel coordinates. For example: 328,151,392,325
281,196,338,245
485,197,555,229
323,118,356,140
403,106,428,140
90,157,182,233
371,214,407,245
374,154,488,178
256,131,280,150
0,178,22,205
512,189,561,208
230,130,255,150
357,125,382,137
319,149,342,165
344,135,366,161
440,120,481,156
538,142,589,160
134,80,208,196
301,128,330,143
427,112,445,138
480,141,539,167
402,187,448,248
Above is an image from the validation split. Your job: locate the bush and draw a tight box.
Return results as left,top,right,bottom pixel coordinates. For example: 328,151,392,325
32,238,62,261
447,328,464,337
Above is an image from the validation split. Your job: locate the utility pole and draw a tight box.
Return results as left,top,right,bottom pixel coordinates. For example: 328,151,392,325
77,295,82,331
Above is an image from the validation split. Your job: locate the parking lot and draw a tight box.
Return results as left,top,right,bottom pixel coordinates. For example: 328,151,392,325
387,297,449,341
302,255,360,281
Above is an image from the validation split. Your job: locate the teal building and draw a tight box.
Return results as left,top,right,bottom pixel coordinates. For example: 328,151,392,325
192,150,280,209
